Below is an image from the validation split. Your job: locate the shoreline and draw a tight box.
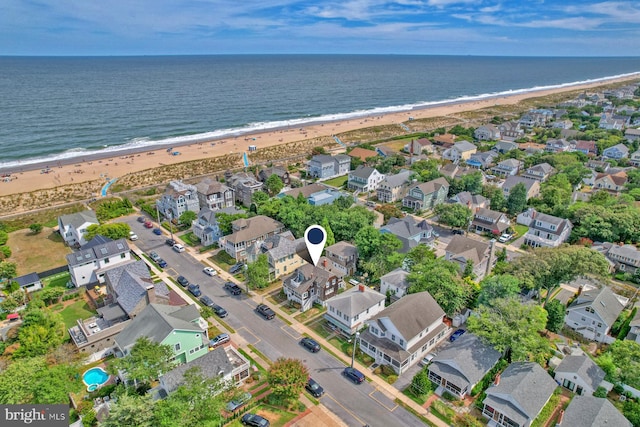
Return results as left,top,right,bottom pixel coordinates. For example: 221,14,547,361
0,73,639,200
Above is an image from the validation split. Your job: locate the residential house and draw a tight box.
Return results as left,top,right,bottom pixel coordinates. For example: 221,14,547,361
602,143,629,160
630,150,640,167
226,172,264,207
283,261,344,312
492,141,518,154
281,183,327,199
379,268,409,302
604,243,640,273
625,128,640,143
586,160,610,172
403,139,433,156
219,215,285,261
471,208,511,235
375,146,397,158
573,140,598,157
158,346,250,396
519,111,548,128
258,166,290,186
156,180,200,220
380,216,435,253
516,209,572,248
593,171,627,193
467,151,498,169
552,119,574,129
191,206,245,247
348,147,378,162
518,142,546,155
625,310,640,344
246,231,306,280
502,176,540,200
491,159,523,177
599,114,625,130
308,154,351,179
428,333,501,398
281,183,348,206
402,177,450,211
432,133,457,147
545,138,572,153
194,178,234,211
554,355,606,396
324,284,385,335
559,395,631,427
474,124,501,141
347,166,385,193
13,272,43,293
66,237,132,287
445,235,494,279
450,191,489,211
114,303,208,365
521,163,555,182
442,141,477,162
58,210,99,247
324,241,358,276
439,163,479,180
359,291,449,374
482,362,557,427
565,284,626,343
498,122,525,142
377,170,413,203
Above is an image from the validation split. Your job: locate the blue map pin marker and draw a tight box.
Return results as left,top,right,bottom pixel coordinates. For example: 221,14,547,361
304,225,327,267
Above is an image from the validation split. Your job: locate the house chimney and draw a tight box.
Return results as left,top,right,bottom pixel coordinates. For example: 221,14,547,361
494,373,501,386
556,409,564,425
323,259,328,268
359,284,365,292
146,284,156,304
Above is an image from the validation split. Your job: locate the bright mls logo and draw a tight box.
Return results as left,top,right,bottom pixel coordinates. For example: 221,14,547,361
1,405,67,426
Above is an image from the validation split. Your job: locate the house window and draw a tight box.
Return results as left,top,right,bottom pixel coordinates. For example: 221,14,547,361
391,334,396,341
597,323,602,328
174,343,181,351
104,258,110,264
581,317,586,322
399,339,404,346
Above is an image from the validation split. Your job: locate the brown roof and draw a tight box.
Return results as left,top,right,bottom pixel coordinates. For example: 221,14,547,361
348,147,378,162
433,133,456,145
445,235,489,265
226,216,284,244
195,177,229,195
283,183,328,198
595,171,628,186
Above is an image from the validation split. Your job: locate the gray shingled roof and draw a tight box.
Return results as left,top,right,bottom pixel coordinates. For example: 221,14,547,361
380,170,412,188
453,191,488,207
568,286,625,328
115,304,203,350
225,216,284,244
325,285,385,318
445,235,489,265
429,334,501,392
59,210,98,230
454,140,477,152
502,175,537,192
195,177,230,195
349,165,378,179
106,260,165,316
608,244,640,262
283,183,328,198
483,362,557,426
555,355,605,392
325,241,358,258
528,163,554,174
160,347,234,394
413,177,449,195
66,238,130,267
371,291,444,340
381,268,409,290
561,395,631,427
14,272,40,287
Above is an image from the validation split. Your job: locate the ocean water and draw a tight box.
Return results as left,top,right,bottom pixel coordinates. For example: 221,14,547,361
1,55,639,168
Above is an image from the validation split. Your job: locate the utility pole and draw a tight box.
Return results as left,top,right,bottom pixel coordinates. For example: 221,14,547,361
351,331,360,368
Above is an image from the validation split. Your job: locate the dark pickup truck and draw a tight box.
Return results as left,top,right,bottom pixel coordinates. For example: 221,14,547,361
255,304,276,320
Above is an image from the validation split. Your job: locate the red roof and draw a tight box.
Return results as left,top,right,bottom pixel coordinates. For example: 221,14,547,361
7,313,19,320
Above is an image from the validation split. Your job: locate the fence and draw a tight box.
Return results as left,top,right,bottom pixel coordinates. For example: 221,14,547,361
38,265,68,278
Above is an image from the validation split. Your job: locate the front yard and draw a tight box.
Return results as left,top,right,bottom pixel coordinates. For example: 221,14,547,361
323,175,348,188
8,227,71,275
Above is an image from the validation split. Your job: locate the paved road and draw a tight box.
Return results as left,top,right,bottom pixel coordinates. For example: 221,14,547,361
124,217,425,427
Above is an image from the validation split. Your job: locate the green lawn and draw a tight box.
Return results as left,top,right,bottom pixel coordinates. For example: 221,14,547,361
513,224,528,238
225,404,298,427
42,272,71,289
323,175,348,188
58,300,97,328
212,251,236,271
180,231,200,247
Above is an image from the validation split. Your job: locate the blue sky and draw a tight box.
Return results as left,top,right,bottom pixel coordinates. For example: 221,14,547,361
2,0,640,56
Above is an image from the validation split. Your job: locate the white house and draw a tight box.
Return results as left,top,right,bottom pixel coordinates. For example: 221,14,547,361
324,285,385,335
602,143,629,160
347,166,385,193
565,284,626,343
359,291,449,374
66,237,132,287
554,355,606,396
517,209,572,248
14,272,43,293
191,206,244,247
156,180,200,220
379,268,410,302
58,210,99,248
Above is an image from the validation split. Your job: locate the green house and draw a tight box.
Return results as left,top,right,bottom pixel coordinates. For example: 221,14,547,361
115,303,208,364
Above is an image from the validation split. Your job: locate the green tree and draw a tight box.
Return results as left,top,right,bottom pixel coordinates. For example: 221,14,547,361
354,226,381,260
251,190,269,206
29,223,43,234
376,204,404,222
84,223,131,240
14,308,66,358
506,183,528,215
410,369,433,396
600,340,640,389
215,212,248,235
109,337,175,387
460,171,484,195
482,185,506,211
404,245,436,271
265,174,284,196
544,299,566,333
321,217,335,247
435,204,473,229
102,393,155,427
267,358,309,403
408,257,471,316
178,210,197,227
538,174,572,215
467,297,550,363
0,260,17,281
360,234,403,283
463,259,475,279
246,254,270,289
477,274,520,307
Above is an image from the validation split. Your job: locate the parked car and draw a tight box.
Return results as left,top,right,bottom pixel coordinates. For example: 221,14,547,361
342,367,365,384
498,233,513,243
300,337,321,353
224,282,242,295
128,231,138,241
165,238,176,246
173,243,185,253
156,258,167,268
241,413,269,427
226,392,252,412
176,276,189,287
212,304,228,318
200,295,214,307
419,353,437,367
188,284,201,297
144,221,153,229
452,229,465,235
149,251,161,262
210,333,230,347
203,267,217,276
153,227,162,235
256,303,276,320
137,216,146,223
305,378,324,397
229,263,245,274
449,329,465,342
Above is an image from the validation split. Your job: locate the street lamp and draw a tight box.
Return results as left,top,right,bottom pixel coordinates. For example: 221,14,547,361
351,331,360,368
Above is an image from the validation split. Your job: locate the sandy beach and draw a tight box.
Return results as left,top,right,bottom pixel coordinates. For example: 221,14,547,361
0,74,638,204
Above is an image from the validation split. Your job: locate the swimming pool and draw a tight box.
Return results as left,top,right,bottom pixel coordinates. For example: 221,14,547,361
82,367,110,390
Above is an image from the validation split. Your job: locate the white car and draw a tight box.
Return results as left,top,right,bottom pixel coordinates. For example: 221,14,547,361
419,353,437,366
128,231,138,241
172,243,185,253
498,233,513,243
203,267,217,276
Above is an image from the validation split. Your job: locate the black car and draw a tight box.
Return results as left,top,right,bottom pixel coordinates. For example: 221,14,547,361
256,303,276,320
305,378,324,397
452,229,465,235
300,337,321,353
212,304,228,318
241,413,269,427
176,276,189,287
342,367,365,384
200,295,214,307
224,282,242,295
137,216,146,223
165,238,176,246
229,263,245,274
188,284,202,297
